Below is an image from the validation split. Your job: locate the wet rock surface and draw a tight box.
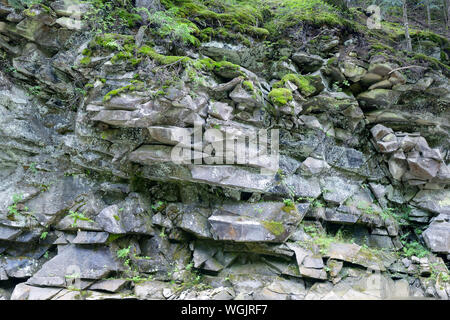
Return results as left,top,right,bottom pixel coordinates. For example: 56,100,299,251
0,0,449,300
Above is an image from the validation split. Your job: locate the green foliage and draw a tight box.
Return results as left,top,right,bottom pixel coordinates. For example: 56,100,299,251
28,85,42,96
111,50,133,64
114,7,143,27
381,206,410,226
314,233,335,255
80,56,91,65
283,198,294,207
7,194,23,217
68,210,94,227
411,53,450,72
303,225,318,237
116,245,133,269
357,201,377,215
7,0,42,9
402,241,430,258
312,200,324,208
301,225,359,255
160,0,266,39
151,200,166,212
172,261,212,293
264,0,345,36
438,272,450,283
159,227,167,239
127,274,153,284
92,33,134,51
28,162,38,174
40,231,48,240
84,0,143,32
107,234,124,243
117,246,131,259
143,7,200,46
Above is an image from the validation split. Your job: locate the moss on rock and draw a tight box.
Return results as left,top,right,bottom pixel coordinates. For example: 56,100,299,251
268,88,293,106
138,45,191,65
262,220,285,236
273,73,317,96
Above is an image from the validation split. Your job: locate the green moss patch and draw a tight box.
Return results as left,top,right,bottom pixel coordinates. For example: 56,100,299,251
138,45,191,65
268,88,293,106
80,56,91,66
192,57,242,77
264,0,346,37
242,80,255,92
158,0,349,43
273,73,317,97
91,33,135,51
103,81,144,102
262,220,285,236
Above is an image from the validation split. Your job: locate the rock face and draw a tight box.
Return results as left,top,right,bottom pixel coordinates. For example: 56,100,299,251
423,219,450,255
0,0,449,301
370,124,449,187
27,245,120,287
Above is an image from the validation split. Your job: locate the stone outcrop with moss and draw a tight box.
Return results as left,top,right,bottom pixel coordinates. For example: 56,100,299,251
0,0,449,300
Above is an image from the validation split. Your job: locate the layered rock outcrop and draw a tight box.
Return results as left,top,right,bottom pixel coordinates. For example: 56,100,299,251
0,0,449,300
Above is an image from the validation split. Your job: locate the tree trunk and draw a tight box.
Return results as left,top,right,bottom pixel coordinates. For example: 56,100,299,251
426,0,431,28
444,0,450,30
448,0,450,29
403,0,412,51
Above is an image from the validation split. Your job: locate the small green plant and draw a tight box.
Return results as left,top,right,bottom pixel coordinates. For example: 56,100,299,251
283,198,295,207
255,208,263,214
381,206,410,225
303,225,318,238
439,272,450,283
40,231,48,240
277,169,286,180
129,275,149,284
159,227,167,239
312,200,324,208
65,273,80,280
402,241,430,258
380,207,393,220
7,194,29,218
28,85,42,96
29,162,38,174
185,263,193,271
117,245,133,268
117,246,131,259
143,7,200,46
242,80,254,92
7,194,21,217
151,200,166,212
68,211,94,228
